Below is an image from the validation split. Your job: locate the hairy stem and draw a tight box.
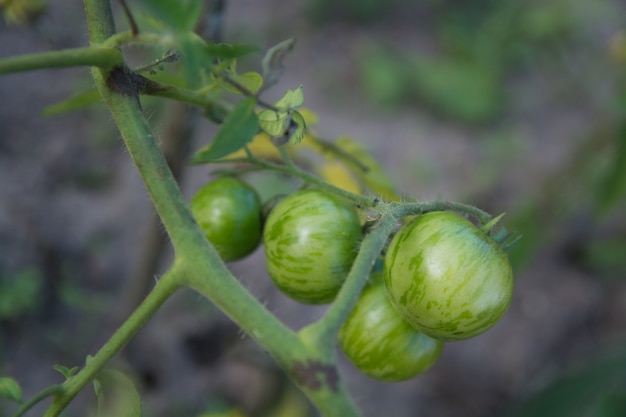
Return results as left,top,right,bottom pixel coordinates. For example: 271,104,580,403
229,155,378,208
80,2,364,416
0,47,121,74
147,83,231,115
299,211,399,351
397,201,492,224
42,268,181,417
11,385,64,417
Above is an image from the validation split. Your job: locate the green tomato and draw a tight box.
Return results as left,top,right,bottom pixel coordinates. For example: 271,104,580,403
263,189,362,304
190,177,262,262
339,275,444,382
384,211,513,341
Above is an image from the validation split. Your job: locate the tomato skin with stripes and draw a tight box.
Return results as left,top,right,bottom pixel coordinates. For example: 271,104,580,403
384,211,513,341
263,189,362,304
339,274,444,381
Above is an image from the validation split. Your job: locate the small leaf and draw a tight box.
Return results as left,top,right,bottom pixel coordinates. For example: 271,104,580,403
137,0,203,32
42,89,101,116
53,364,79,380
258,87,304,138
480,213,506,234
192,98,259,163
218,72,264,95
0,377,22,403
258,109,289,137
178,32,214,88
274,85,304,110
286,110,306,144
261,38,296,91
270,111,306,146
93,369,142,417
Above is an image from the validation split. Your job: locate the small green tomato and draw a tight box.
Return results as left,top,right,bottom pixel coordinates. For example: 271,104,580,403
190,177,262,262
263,189,362,304
384,211,513,341
339,275,444,382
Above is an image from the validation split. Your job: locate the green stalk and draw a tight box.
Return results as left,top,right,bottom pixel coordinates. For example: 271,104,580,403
0,47,121,74
397,201,492,223
11,385,64,417
79,1,363,416
42,267,181,417
149,84,232,115
298,210,399,351
242,155,378,208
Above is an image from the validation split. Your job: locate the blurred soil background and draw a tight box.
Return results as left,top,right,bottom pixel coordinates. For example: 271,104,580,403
2,0,626,416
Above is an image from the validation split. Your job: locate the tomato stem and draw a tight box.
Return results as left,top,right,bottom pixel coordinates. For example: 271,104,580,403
235,151,379,207
395,201,492,224
42,266,181,417
299,210,400,348
0,47,122,74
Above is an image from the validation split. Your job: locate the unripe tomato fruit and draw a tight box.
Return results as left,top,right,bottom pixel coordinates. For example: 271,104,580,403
190,177,262,262
384,211,513,341
339,274,444,382
263,189,362,304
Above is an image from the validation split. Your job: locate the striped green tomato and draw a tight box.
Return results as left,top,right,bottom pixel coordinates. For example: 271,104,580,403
190,177,262,262
339,274,444,381
263,189,362,304
384,211,513,341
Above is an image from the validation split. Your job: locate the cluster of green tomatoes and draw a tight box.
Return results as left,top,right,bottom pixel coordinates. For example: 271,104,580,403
190,176,514,382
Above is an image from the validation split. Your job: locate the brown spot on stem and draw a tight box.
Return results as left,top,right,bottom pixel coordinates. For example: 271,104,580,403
106,65,136,97
291,360,339,392
106,65,165,97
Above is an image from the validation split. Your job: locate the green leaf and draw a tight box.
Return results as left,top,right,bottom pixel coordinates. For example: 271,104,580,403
93,369,142,417
178,32,213,88
274,85,304,110
205,43,261,60
137,0,203,32
42,89,101,116
192,98,259,163
0,377,22,403
261,38,296,91
287,110,306,144
53,364,79,380
217,72,264,95
258,109,289,137
257,86,305,138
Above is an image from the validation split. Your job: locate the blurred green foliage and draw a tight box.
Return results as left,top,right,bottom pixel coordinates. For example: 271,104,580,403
355,0,578,123
304,0,397,24
0,267,42,320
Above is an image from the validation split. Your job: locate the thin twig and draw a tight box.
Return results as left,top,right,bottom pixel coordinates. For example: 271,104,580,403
118,0,138,36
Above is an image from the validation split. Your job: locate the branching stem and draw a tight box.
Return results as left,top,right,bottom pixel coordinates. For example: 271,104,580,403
0,47,121,74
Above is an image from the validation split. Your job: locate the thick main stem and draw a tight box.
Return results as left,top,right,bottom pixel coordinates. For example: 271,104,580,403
79,2,362,416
